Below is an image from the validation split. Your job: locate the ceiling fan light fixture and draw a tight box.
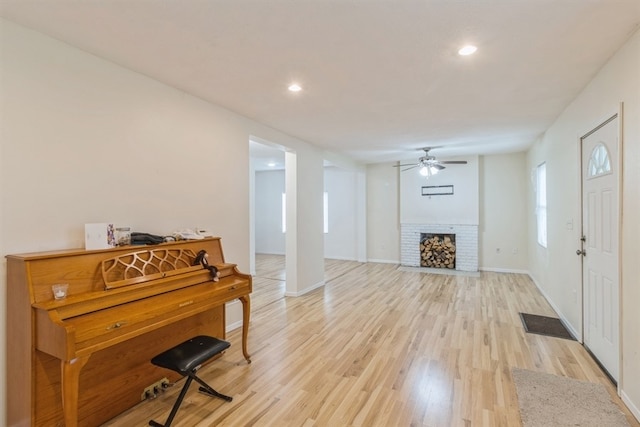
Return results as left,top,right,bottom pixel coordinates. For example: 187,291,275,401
419,164,440,177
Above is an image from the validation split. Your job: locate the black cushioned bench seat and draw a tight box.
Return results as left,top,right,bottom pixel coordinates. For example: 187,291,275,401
149,335,232,427
151,335,230,374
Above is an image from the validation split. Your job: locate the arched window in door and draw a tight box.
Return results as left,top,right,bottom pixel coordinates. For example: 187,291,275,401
588,143,612,178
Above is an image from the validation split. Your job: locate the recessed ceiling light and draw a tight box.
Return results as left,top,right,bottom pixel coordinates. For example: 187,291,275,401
267,162,276,167
458,45,478,56
288,83,302,92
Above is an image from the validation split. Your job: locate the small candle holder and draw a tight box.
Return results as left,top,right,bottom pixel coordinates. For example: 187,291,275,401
52,283,69,300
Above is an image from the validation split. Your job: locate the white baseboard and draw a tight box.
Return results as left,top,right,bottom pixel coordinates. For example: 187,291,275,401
479,267,530,275
559,314,580,342
226,319,242,333
366,258,400,264
284,280,325,297
325,255,358,261
527,273,582,342
621,389,640,423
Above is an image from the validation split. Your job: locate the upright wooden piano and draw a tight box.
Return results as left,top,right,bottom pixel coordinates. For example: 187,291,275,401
6,237,251,427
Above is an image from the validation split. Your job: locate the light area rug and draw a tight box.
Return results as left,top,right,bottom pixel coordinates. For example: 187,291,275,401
512,368,630,427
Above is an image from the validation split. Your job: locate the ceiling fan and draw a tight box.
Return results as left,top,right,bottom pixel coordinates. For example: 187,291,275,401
394,147,467,177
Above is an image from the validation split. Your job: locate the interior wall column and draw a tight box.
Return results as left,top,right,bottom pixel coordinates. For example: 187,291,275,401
284,151,298,294
285,149,325,296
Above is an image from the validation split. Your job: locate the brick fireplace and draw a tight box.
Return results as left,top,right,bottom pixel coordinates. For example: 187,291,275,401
401,224,478,272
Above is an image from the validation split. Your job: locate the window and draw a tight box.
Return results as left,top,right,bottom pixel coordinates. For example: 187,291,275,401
281,193,286,233
587,143,611,178
323,192,329,234
536,163,547,247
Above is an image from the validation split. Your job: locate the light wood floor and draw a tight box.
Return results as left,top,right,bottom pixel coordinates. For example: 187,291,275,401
104,255,638,426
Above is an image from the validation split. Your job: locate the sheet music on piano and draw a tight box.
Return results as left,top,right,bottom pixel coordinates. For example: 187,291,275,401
6,237,252,427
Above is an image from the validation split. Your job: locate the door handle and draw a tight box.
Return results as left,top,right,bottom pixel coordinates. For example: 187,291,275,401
576,249,586,256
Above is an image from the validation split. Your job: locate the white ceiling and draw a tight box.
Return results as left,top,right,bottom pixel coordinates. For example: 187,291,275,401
2,1,639,165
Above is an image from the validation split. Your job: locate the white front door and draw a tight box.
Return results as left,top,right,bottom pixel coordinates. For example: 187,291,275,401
581,114,619,381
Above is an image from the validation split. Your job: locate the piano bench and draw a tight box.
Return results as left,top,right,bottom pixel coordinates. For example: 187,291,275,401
149,335,233,427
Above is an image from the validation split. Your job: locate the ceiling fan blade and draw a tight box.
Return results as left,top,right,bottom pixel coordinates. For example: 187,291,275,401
401,165,420,172
393,163,420,168
440,160,468,164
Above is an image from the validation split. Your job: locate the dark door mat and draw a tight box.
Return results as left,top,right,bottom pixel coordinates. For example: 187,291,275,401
519,313,576,340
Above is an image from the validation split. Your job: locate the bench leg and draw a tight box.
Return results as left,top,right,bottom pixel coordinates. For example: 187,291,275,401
193,373,233,402
149,376,194,427
149,371,232,427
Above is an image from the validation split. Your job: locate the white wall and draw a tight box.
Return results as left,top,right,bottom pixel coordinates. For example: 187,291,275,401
255,170,286,254
324,166,360,260
366,162,401,263
366,156,528,266
479,153,529,271
0,19,334,424
400,156,479,225
0,19,256,258
254,167,362,261
526,28,640,419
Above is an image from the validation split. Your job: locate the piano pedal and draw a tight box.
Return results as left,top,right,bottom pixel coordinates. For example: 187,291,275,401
142,377,171,401
153,379,174,396
144,389,158,400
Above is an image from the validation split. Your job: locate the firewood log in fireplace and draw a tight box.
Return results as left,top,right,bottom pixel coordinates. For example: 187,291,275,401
420,235,456,268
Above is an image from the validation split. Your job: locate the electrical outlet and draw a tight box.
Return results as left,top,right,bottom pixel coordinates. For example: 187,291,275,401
141,377,170,401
